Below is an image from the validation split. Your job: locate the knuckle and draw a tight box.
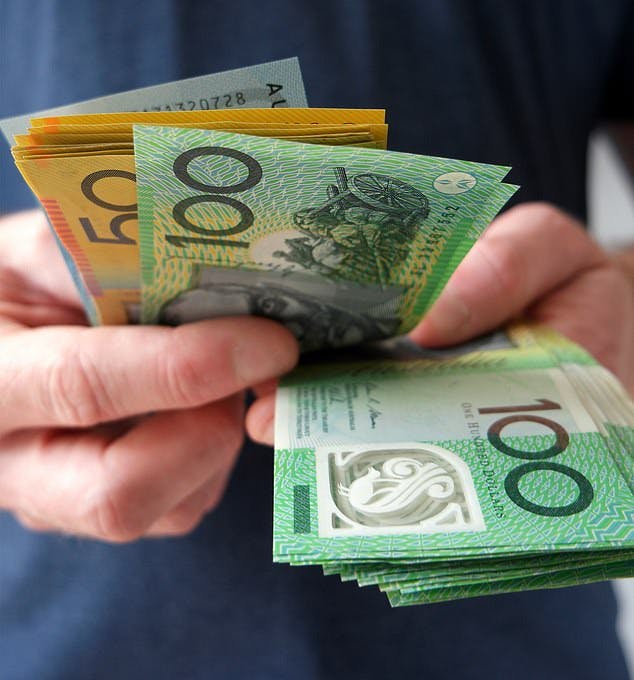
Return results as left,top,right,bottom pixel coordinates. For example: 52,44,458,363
213,405,245,460
87,483,145,543
15,511,48,533
204,479,228,513
478,234,526,301
222,416,245,456
533,203,578,241
184,428,241,490
46,341,108,426
160,332,213,406
159,509,205,537
524,201,564,224
517,202,586,244
509,201,565,227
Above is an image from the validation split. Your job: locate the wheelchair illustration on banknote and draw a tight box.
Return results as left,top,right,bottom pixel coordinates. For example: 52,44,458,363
294,166,430,230
273,166,431,277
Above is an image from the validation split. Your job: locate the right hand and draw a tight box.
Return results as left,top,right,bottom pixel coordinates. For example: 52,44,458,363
0,210,299,542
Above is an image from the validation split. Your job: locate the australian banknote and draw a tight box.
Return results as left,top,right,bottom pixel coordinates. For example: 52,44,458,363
134,124,517,350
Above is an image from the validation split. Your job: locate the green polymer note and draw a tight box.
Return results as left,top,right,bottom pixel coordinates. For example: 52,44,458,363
380,551,634,592
335,548,634,588
386,560,634,606
134,124,517,350
272,341,634,563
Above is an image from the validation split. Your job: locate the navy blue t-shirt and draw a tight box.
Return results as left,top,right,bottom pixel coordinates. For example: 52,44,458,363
0,2,633,679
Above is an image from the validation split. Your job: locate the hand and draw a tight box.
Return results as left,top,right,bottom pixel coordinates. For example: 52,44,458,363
247,202,634,445
410,203,634,391
0,210,299,541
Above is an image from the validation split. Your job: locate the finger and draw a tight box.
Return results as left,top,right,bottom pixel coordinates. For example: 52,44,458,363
145,470,230,537
87,394,245,542
531,265,634,390
0,395,244,543
0,299,87,328
0,316,298,431
410,203,608,347
0,210,82,309
246,393,276,446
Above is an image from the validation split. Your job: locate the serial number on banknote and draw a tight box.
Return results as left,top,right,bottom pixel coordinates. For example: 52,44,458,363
142,92,249,112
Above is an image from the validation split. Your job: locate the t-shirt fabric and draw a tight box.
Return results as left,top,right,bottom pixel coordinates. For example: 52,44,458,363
0,1,632,678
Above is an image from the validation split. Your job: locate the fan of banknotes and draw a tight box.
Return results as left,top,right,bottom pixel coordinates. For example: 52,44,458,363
3,58,633,605
273,324,634,605
4,57,517,347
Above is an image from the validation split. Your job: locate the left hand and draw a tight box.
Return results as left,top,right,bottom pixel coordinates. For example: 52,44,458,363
247,202,634,445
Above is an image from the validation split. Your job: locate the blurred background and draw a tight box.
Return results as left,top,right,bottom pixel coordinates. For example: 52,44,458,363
588,132,634,678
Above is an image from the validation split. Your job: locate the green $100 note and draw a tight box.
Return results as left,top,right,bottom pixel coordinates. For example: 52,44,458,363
135,125,517,351
272,340,634,563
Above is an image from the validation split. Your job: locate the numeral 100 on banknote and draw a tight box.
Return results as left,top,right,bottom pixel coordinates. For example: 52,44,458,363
166,146,262,249
477,398,593,517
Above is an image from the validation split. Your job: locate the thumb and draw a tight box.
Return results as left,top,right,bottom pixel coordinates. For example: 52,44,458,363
410,203,607,347
0,317,298,431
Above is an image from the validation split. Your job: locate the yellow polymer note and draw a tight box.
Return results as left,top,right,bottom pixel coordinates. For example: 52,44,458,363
16,154,139,323
29,108,386,129
13,121,388,153
13,144,133,159
24,120,386,135
17,123,387,149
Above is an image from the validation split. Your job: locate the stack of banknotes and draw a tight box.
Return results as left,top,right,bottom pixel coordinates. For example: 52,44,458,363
273,324,634,605
3,59,633,605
